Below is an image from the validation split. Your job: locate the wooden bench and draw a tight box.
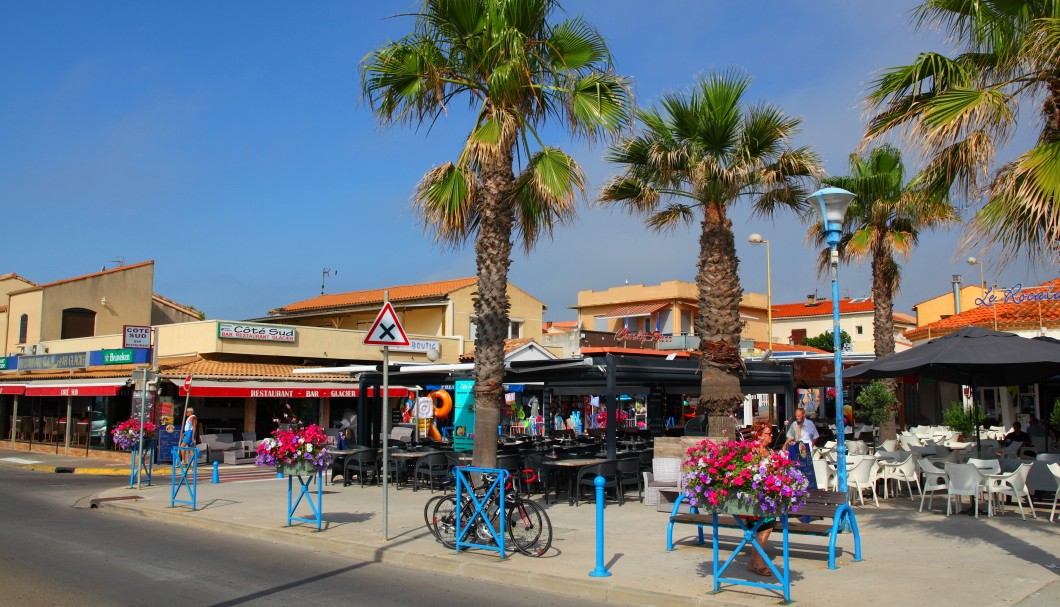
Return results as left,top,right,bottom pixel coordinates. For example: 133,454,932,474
664,489,862,570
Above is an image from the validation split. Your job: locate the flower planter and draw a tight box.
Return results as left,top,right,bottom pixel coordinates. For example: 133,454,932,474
709,498,773,518
278,461,323,477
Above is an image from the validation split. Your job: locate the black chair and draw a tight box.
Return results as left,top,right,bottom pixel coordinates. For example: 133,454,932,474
343,449,379,487
615,456,642,504
496,453,525,495
576,460,619,506
637,448,654,473
521,452,555,500
412,452,450,492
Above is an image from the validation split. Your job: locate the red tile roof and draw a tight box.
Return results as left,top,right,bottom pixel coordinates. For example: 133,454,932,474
772,298,876,318
459,338,545,361
276,277,479,313
905,278,1060,341
0,273,37,286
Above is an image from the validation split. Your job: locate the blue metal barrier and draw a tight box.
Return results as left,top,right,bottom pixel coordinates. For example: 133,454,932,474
128,440,155,488
171,446,199,510
286,470,323,531
212,460,220,484
453,467,507,558
710,512,791,603
588,475,611,577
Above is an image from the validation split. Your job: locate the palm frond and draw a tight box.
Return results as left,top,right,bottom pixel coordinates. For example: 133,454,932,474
413,162,478,249
512,147,582,251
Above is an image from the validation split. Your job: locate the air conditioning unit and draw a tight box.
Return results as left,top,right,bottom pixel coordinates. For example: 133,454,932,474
32,344,48,355
17,345,27,354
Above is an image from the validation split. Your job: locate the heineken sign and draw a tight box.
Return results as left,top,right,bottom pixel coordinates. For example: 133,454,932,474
103,349,135,365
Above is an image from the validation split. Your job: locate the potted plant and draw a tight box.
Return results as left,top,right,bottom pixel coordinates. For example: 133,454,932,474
854,380,897,447
255,407,332,476
681,439,809,517
111,418,158,451
942,402,985,441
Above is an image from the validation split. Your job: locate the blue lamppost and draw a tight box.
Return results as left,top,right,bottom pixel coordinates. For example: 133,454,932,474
808,187,856,495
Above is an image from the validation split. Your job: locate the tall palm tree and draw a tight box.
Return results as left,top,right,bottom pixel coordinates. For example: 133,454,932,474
817,144,959,438
863,0,1060,267
362,0,632,466
601,70,821,440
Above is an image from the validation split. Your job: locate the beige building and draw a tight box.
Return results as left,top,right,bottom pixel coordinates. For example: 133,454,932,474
571,280,771,349
259,276,547,358
911,284,988,327
771,296,916,354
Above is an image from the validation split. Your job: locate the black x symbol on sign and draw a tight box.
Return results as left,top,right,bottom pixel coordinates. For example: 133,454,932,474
379,323,396,340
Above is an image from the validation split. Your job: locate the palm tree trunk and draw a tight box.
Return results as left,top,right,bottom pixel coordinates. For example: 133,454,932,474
871,251,899,441
470,138,516,469
695,204,744,440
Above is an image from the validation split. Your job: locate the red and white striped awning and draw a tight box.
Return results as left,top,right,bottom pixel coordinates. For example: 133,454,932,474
595,302,668,319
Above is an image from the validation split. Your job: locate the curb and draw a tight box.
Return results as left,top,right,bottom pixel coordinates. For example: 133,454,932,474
96,498,727,607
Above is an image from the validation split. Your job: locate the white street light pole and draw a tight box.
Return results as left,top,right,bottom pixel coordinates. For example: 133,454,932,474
966,256,985,290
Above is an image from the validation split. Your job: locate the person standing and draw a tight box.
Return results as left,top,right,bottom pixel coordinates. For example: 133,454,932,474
784,407,818,490
180,407,198,465
747,420,777,576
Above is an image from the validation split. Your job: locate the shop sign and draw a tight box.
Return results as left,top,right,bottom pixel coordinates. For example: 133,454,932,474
123,325,152,348
975,283,1060,307
614,327,672,343
390,339,440,353
0,358,7,370
18,352,89,371
102,349,135,365
218,322,297,342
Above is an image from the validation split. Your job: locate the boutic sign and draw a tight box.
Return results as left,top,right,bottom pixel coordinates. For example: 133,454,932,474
123,325,152,349
218,322,297,342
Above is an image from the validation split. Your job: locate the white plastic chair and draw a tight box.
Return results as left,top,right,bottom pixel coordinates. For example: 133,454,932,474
987,463,1036,520
1047,462,1060,523
945,463,988,518
967,458,1000,475
997,442,1023,459
918,458,948,512
846,455,879,507
812,458,835,491
879,452,922,500
878,438,899,453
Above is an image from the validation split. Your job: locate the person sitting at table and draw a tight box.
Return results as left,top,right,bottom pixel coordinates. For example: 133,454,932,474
1026,417,1046,438
1003,422,1031,449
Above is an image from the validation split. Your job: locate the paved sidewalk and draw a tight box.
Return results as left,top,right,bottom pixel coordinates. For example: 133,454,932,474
3,449,1059,606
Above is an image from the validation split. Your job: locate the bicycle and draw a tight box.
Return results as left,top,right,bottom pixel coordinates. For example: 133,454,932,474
424,469,552,557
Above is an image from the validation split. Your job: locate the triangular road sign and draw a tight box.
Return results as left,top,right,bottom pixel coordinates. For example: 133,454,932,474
363,302,411,347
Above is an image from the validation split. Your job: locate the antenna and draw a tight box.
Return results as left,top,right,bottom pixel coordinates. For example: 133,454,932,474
111,257,125,267
321,268,338,295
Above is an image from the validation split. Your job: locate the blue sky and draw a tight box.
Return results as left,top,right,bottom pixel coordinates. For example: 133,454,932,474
2,1,1052,323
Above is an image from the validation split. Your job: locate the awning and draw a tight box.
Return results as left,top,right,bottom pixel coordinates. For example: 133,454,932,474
0,385,26,395
178,380,408,399
596,302,668,319
23,379,130,397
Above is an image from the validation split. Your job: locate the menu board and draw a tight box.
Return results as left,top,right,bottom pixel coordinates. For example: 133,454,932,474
155,399,179,464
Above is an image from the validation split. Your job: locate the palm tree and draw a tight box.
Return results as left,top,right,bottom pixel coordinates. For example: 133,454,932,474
601,70,821,439
863,0,1060,267
817,144,959,438
362,0,632,467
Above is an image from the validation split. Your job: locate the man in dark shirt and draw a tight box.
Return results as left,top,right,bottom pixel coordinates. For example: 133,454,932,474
1003,422,1032,447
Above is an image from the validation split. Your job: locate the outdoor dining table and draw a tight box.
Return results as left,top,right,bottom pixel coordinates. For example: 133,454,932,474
544,457,609,505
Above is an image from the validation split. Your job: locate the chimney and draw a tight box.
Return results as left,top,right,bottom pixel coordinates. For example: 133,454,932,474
951,274,962,314
805,294,816,306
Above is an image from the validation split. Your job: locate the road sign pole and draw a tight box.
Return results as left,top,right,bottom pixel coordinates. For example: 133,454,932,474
382,290,390,541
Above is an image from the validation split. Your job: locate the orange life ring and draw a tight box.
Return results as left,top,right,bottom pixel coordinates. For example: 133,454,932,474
427,390,453,441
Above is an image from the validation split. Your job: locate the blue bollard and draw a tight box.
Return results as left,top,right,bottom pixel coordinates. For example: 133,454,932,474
212,460,220,484
588,475,612,577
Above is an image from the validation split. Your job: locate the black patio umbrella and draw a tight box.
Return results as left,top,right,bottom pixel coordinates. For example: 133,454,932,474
846,326,1060,455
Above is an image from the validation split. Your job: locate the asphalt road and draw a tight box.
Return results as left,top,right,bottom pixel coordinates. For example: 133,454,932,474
0,468,607,607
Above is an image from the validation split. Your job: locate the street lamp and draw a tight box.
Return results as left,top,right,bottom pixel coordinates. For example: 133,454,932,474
748,234,772,347
966,256,985,290
808,187,856,496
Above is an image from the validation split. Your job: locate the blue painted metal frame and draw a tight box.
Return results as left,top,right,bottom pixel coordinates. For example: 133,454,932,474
665,493,863,571
286,470,323,531
710,512,791,604
170,446,199,510
453,466,508,558
128,440,155,488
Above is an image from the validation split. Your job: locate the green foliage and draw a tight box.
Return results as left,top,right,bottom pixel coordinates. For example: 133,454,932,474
1050,398,1060,431
942,402,985,437
854,380,897,427
802,330,852,352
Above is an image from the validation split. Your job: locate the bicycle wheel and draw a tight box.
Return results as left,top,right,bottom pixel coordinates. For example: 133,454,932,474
506,499,552,557
423,494,449,541
430,495,459,549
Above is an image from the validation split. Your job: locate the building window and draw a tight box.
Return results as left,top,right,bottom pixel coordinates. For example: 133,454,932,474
61,308,97,339
509,321,522,338
469,320,477,342
790,328,807,345
855,325,864,335
18,314,28,344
